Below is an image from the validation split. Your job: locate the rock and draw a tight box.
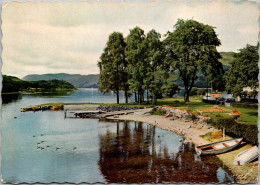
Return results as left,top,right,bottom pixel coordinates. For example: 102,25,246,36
185,114,194,121
97,105,143,112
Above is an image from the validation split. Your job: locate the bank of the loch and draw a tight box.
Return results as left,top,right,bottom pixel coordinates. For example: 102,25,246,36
106,108,258,183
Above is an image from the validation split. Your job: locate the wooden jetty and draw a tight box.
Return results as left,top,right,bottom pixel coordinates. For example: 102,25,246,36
73,110,106,118
98,110,134,118
72,110,134,118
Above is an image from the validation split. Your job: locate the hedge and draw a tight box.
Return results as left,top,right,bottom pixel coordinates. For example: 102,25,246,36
207,115,258,145
231,102,258,109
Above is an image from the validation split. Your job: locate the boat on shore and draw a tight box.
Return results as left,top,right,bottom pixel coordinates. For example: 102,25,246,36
233,146,258,166
195,138,243,156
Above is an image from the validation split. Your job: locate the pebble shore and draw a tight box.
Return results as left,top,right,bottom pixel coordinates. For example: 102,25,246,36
106,108,258,183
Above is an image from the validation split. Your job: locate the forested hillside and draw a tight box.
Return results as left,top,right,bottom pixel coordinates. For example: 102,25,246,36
2,75,75,93
23,73,99,88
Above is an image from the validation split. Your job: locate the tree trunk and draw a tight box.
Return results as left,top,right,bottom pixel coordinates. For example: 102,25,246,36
183,74,196,102
207,79,209,100
124,90,128,103
185,93,190,102
154,97,157,105
138,91,141,104
186,76,196,102
116,89,119,104
147,88,149,103
135,92,137,102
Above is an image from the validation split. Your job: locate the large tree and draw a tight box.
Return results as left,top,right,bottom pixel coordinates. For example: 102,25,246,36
164,19,222,102
98,32,127,104
125,27,148,104
224,44,259,97
143,29,164,104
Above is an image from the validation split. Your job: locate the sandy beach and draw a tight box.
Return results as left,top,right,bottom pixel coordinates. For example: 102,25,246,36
105,108,258,183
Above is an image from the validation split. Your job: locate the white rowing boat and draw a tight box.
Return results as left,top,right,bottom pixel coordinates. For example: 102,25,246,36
233,146,258,166
195,138,243,156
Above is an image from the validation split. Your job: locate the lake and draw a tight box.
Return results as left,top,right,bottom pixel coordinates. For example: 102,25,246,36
1,88,234,183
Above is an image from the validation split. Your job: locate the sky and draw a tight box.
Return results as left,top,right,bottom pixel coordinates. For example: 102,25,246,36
1,1,259,78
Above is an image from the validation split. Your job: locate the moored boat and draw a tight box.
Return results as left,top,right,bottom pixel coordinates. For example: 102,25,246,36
195,138,243,156
233,146,258,166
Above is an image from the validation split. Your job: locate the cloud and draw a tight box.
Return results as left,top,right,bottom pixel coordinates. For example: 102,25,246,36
1,1,258,78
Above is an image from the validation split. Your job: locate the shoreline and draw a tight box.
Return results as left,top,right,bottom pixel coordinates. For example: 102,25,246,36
19,103,258,183
105,108,258,183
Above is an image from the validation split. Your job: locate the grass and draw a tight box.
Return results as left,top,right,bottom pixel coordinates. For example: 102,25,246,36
156,96,213,111
34,95,257,125
235,108,258,125
38,102,99,107
157,96,258,126
199,132,212,138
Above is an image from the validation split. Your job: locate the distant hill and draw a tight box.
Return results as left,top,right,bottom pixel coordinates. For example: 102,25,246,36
2,75,75,93
23,73,99,88
219,51,236,66
22,53,232,89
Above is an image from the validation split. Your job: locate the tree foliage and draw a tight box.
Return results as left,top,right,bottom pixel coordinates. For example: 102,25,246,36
143,29,165,104
164,19,222,102
2,75,75,93
98,32,127,104
97,19,256,104
224,44,259,96
125,27,148,104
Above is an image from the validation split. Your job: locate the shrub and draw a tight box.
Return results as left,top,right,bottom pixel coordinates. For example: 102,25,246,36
231,102,258,109
150,107,166,115
207,115,258,145
197,88,207,96
190,88,198,96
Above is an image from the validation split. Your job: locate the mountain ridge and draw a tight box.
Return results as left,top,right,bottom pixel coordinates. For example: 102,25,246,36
23,73,99,88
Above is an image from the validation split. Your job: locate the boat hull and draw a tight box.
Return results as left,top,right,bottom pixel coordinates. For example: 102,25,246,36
233,146,258,166
195,138,243,156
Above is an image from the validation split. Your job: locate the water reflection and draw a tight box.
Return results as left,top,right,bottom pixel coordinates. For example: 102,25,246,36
98,121,233,183
1,90,73,104
2,93,22,104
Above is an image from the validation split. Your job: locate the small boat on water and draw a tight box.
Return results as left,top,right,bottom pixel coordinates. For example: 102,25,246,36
233,146,258,166
195,138,243,156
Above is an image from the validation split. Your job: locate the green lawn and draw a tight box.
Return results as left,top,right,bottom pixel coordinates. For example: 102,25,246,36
35,95,258,125
156,96,258,125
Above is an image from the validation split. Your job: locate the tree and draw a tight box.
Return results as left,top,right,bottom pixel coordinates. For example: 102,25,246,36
224,44,259,97
164,19,222,102
143,29,164,104
125,27,148,104
98,32,126,104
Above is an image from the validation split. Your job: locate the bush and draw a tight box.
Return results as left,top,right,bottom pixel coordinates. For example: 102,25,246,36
197,88,207,96
190,88,198,96
231,102,258,109
207,115,258,145
150,107,166,115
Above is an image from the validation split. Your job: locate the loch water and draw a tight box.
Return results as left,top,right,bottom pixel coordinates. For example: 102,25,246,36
1,88,234,183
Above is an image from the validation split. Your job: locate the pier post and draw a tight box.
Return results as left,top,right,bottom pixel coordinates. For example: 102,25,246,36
64,109,67,118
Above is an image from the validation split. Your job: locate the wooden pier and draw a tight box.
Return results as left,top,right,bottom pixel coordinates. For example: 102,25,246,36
71,110,134,118
73,110,106,118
